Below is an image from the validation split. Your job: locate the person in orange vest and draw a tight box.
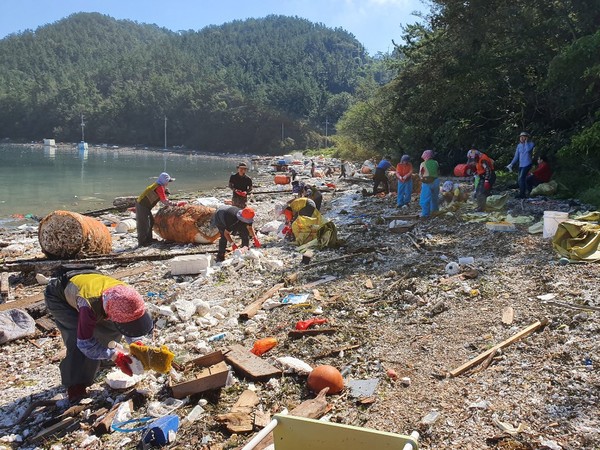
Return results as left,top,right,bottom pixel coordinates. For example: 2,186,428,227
467,149,496,211
395,154,413,208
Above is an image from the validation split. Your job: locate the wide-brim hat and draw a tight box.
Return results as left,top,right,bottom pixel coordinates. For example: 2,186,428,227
114,311,154,337
236,207,255,224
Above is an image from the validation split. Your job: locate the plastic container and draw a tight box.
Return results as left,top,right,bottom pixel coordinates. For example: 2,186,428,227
250,337,278,356
453,163,471,177
458,256,474,265
445,262,460,275
543,211,569,238
274,174,291,185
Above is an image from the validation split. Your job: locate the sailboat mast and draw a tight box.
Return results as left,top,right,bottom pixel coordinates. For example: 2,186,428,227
80,114,85,142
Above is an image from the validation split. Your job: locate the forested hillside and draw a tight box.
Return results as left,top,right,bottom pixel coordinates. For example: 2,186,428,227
335,0,600,204
0,13,370,152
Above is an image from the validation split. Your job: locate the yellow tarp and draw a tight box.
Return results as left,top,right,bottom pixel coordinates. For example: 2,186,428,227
552,220,600,262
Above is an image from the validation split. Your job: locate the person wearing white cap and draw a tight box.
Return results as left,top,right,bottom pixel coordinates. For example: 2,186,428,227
507,132,535,198
135,172,177,246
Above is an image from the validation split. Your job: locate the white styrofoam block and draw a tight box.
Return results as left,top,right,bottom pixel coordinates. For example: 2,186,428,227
170,254,212,275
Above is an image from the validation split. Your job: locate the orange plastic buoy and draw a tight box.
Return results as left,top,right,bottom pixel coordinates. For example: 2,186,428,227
307,365,344,395
250,337,278,356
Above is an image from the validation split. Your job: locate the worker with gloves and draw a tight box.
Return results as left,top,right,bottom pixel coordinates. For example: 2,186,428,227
419,150,440,218
506,131,535,198
467,149,496,211
395,154,413,208
212,206,260,262
302,184,323,210
136,172,180,246
44,269,154,403
229,162,253,208
280,197,325,241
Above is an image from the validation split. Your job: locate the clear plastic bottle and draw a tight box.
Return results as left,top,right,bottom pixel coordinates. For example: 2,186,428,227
181,404,205,426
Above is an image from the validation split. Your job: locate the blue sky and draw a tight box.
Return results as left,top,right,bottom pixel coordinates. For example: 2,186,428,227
0,0,426,55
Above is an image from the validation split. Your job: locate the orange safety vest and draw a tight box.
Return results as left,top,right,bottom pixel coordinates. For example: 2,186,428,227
476,153,494,176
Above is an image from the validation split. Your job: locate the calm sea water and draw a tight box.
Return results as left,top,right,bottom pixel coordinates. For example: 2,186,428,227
0,143,249,226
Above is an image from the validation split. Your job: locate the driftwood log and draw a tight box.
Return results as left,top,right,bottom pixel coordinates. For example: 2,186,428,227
153,205,220,244
38,211,112,259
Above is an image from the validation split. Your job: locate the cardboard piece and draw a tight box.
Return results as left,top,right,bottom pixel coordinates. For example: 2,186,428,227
224,344,282,380
170,351,230,399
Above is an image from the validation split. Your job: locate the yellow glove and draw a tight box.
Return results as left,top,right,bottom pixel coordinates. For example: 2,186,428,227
128,342,175,374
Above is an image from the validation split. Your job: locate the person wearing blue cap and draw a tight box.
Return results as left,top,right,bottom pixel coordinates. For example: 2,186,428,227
135,172,176,246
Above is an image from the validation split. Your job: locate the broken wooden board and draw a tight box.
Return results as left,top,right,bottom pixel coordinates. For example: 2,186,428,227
239,282,285,320
288,328,338,339
224,344,282,380
449,318,549,377
93,399,133,435
35,316,57,332
216,389,259,433
32,416,79,442
502,307,514,325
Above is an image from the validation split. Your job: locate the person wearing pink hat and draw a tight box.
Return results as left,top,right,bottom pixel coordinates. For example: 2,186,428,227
135,172,177,246
44,269,154,403
419,150,440,217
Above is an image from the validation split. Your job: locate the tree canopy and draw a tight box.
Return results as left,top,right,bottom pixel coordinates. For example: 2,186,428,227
0,13,370,153
334,0,600,204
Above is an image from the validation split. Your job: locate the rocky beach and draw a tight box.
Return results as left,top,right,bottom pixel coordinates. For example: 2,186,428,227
0,159,598,450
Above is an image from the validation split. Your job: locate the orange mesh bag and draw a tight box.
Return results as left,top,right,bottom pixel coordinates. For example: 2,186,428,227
153,205,220,244
38,210,112,259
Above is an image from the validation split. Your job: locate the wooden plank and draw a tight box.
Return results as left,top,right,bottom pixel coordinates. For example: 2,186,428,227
449,318,548,377
502,307,514,325
32,416,78,442
239,282,285,320
216,389,260,433
224,344,281,380
93,400,133,435
288,328,337,339
35,316,57,332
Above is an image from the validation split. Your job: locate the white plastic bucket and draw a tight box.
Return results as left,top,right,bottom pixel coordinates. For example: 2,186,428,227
543,211,569,239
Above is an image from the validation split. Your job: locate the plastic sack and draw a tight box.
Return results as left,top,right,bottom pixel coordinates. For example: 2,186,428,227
0,309,36,344
292,215,323,245
530,180,558,196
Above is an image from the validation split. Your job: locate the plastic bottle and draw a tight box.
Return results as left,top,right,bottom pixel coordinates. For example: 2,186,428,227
181,404,205,426
207,332,227,342
250,337,278,356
